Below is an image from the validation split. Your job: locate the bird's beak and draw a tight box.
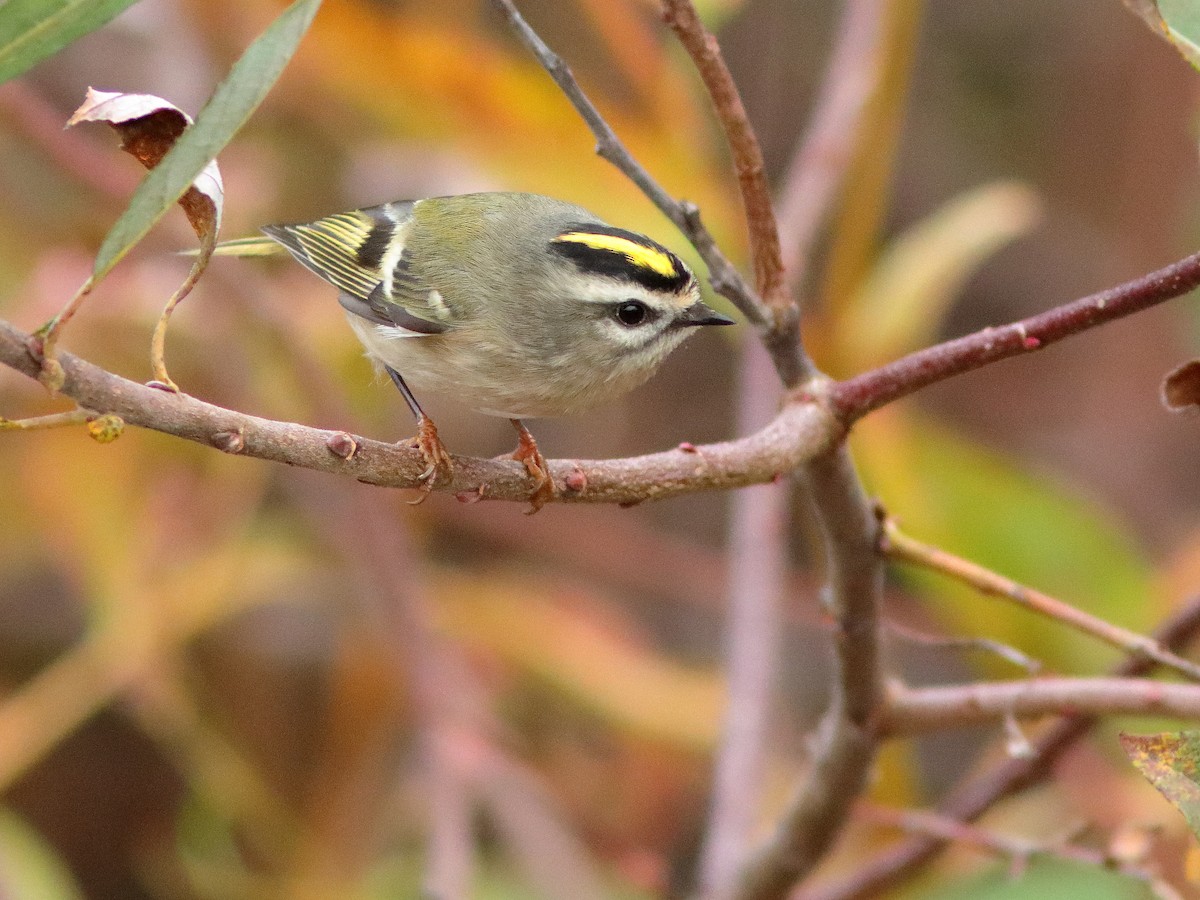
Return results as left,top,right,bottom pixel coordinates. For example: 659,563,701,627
677,301,736,327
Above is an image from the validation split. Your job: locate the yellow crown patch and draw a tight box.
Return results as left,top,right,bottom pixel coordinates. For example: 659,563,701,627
553,231,678,278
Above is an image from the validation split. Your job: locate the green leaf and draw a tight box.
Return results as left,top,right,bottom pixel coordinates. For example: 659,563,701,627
1161,0,1200,66
837,180,1041,372
0,806,84,900
1121,731,1200,838
1123,0,1200,69
855,413,1156,674
926,856,1145,900
91,0,322,279
0,0,141,84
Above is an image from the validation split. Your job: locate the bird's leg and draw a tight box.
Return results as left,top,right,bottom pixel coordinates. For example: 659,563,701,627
385,366,452,502
509,418,556,513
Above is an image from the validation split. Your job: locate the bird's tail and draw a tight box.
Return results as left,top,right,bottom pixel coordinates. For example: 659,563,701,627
207,235,287,257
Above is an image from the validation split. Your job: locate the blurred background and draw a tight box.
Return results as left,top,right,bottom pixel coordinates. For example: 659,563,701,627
1,0,1199,897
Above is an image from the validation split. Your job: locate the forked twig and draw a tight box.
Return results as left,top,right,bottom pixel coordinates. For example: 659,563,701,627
489,0,815,388
800,595,1200,900
882,520,1200,683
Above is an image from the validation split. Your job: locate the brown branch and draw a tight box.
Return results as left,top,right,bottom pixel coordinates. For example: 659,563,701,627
659,2,786,311
0,318,837,507
830,248,1200,423
884,677,1200,734
733,446,885,900
799,593,1200,900
882,521,1200,682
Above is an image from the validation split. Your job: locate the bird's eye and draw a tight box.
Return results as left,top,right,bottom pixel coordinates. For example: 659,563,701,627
615,300,650,327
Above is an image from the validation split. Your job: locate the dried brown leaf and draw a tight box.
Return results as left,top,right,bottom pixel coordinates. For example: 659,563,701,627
66,87,224,389
67,87,223,243
1162,360,1200,412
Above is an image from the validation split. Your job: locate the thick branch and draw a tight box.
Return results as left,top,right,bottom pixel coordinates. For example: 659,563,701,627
830,248,1200,422
0,318,835,506
885,677,1200,734
699,339,788,897
733,446,884,900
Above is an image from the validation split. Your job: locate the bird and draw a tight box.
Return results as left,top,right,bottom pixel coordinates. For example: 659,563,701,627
224,191,735,510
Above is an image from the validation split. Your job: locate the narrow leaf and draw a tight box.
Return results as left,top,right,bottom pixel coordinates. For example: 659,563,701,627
91,0,321,279
1120,731,1200,838
1123,0,1200,69
68,87,224,242
837,180,1041,371
1161,0,1200,60
0,0,141,84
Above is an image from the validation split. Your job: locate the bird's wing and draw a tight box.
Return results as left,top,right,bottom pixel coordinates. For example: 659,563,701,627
261,201,450,335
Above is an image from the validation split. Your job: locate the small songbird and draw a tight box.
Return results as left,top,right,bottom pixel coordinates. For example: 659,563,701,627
229,192,735,509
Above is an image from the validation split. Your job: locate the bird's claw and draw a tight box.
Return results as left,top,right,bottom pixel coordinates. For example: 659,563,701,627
510,422,556,514
405,414,453,504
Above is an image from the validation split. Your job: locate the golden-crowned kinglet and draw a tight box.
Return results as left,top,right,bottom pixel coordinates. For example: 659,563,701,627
230,192,734,509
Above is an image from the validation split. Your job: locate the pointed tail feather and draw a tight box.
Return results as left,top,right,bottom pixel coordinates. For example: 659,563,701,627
207,235,288,257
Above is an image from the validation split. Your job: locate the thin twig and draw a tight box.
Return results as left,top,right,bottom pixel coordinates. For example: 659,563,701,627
0,409,91,430
830,248,1200,422
775,0,889,297
698,337,788,897
884,677,1200,734
733,446,885,900
658,0,812,387
0,317,836,507
857,804,1172,894
658,2,786,312
799,594,1200,900
882,520,1200,682
489,0,815,387
885,620,1042,674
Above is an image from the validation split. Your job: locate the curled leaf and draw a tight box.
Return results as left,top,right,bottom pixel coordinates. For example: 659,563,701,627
67,87,224,390
68,87,223,243
1162,359,1200,412
1120,731,1200,839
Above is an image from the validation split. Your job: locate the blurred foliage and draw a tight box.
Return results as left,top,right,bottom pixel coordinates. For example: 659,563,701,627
0,0,1198,898
1122,731,1200,838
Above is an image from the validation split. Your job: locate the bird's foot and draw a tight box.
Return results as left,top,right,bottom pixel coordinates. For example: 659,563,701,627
509,420,556,514
405,414,453,504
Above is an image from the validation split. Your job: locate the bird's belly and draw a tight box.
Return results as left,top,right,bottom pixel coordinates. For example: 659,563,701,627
348,318,656,419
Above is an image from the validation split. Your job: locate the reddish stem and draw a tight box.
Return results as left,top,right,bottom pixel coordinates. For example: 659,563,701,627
830,249,1200,422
